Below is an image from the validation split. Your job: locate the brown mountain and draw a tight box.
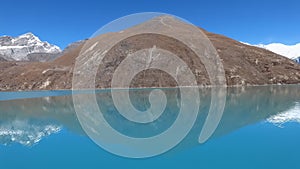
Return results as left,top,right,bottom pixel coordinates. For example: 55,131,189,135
0,16,300,91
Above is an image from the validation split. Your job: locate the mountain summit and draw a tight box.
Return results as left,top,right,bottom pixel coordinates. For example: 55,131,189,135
0,33,61,61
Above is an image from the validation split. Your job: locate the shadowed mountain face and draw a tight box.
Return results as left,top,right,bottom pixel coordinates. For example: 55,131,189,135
0,16,300,91
0,85,299,147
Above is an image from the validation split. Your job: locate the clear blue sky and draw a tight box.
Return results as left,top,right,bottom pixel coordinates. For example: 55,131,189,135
1,0,299,49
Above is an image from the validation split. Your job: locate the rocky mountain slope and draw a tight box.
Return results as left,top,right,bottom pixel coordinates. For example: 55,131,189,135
0,33,61,62
0,16,300,91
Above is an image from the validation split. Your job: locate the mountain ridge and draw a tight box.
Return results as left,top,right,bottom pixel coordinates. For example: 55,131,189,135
0,17,299,91
1,33,299,63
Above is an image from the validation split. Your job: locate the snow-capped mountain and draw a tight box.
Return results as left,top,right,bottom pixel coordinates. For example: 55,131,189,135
0,32,61,61
256,43,300,59
242,42,300,60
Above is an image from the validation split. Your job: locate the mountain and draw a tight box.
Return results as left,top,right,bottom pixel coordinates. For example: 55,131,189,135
246,43,300,64
26,52,61,62
0,16,300,91
60,39,87,55
0,32,61,62
26,40,87,62
248,43,300,60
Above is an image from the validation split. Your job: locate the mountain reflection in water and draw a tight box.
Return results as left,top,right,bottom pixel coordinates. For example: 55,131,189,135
0,85,299,148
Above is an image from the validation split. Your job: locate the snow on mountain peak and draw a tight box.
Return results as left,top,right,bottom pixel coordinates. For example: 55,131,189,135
0,32,61,61
18,32,36,39
257,43,300,59
243,42,300,60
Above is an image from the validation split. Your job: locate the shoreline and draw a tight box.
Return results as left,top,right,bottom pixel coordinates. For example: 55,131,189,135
1,83,299,93
1,84,299,101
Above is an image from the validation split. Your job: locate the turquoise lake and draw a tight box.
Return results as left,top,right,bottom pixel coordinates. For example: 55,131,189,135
0,85,299,169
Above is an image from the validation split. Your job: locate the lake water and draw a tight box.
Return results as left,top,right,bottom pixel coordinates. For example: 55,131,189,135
0,85,299,169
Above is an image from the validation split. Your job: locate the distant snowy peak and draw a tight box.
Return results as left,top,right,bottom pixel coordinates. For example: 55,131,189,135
244,42,300,60
257,43,300,59
0,32,61,61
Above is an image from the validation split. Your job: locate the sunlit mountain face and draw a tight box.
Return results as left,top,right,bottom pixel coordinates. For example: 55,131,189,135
0,33,61,61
